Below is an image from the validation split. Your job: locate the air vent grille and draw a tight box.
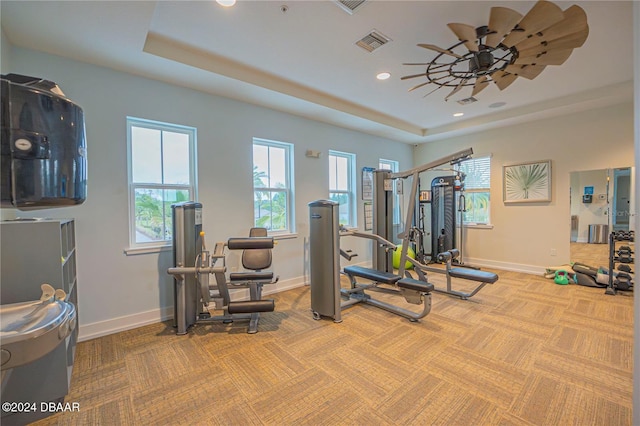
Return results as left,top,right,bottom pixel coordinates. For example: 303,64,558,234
335,0,366,14
356,30,391,53
457,96,478,105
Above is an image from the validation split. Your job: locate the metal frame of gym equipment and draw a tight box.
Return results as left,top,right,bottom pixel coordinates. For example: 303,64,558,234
429,175,464,261
373,148,499,300
308,200,434,323
167,202,278,335
413,173,467,264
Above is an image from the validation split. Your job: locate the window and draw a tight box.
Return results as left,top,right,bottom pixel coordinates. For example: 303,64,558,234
329,150,356,227
253,138,294,234
127,117,197,248
457,155,491,225
379,158,400,224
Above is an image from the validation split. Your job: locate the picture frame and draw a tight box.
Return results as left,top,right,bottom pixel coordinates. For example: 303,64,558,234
503,160,552,203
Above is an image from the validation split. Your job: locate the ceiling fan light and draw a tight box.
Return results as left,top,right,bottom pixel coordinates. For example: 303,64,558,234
216,0,236,7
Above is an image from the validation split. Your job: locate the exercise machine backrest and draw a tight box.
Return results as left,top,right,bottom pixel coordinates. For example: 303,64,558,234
242,227,272,271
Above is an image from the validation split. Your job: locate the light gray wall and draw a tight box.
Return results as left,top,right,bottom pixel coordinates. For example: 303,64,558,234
7,46,412,336
414,102,634,272
632,3,639,424
0,26,12,74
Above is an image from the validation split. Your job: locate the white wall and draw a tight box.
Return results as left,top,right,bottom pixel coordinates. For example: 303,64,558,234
414,102,634,273
7,46,412,339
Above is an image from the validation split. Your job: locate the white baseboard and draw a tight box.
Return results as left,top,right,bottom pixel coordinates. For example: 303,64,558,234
464,257,546,276
78,305,174,342
78,258,546,342
77,276,307,342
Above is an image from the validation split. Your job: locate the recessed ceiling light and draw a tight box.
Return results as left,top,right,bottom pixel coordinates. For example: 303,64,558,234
216,0,236,7
376,72,391,80
453,112,464,117
489,102,507,108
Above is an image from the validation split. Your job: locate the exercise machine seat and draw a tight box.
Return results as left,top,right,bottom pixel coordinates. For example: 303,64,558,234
343,265,402,285
397,277,434,293
449,267,498,284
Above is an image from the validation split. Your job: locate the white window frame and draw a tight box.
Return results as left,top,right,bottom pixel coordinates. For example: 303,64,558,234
456,154,492,227
329,150,357,227
252,138,295,235
379,158,400,225
126,117,197,252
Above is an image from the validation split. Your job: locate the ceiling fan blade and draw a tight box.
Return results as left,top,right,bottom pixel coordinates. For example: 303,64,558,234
505,64,546,79
514,5,588,52
485,7,523,48
445,78,470,101
447,23,479,52
417,43,464,59
401,73,427,80
408,81,431,92
515,48,573,66
423,86,445,98
501,1,565,48
471,75,490,96
517,28,589,57
492,71,518,90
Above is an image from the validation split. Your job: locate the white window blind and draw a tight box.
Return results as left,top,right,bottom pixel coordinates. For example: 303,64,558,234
457,155,491,225
459,156,491,190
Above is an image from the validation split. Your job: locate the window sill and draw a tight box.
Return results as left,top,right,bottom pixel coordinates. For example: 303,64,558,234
124,245,172,256
463,223,494,229
270,232,298,240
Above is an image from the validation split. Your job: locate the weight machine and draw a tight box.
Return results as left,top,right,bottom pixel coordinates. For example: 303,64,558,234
410,159,474,266
308,200,433,323
167,202,278,334
373,149,499,299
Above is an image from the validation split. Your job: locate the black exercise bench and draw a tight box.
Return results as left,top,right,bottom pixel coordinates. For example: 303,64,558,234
342,265,433,322
449,268,499,284
423,249,499,299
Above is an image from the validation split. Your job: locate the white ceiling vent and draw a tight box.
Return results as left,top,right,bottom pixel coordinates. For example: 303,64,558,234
334,0,367,15
457,96,478,106
356,30,391,53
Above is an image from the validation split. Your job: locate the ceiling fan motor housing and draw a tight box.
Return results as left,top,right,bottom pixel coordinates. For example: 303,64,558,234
470,49,495,75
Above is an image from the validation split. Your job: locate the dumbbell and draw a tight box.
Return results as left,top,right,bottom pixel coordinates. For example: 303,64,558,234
615,271,633,291
618,264,633,274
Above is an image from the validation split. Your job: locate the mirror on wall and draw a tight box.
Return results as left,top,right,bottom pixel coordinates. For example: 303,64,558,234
569,167,635,266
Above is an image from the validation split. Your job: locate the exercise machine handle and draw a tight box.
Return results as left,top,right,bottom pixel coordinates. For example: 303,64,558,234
339,225,397,251
340,249,358,261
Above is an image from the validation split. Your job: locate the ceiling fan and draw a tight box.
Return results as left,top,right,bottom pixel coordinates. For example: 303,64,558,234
402,0,589,101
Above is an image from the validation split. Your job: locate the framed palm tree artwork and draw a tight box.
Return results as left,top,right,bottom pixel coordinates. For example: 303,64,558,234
503,160,552,203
